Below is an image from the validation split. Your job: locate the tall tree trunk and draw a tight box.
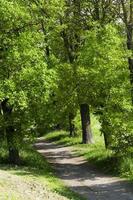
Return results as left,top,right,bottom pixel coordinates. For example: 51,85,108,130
69,112,75,137
127,24,133,99
80,104,93,144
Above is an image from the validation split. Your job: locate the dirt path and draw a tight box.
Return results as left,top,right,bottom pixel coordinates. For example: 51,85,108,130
35,140,133,200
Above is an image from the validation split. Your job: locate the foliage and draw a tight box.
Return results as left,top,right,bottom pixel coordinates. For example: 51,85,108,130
0,0,56,153
0,0,133,175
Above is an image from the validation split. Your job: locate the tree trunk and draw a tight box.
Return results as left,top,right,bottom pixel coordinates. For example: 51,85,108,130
6,126,20,165
103,132,109,149
121,0,133,101
1,99,20,165
8,148,20,165
80,104,93,144
127,24,133,100
101,120,111,149
69,113,75,137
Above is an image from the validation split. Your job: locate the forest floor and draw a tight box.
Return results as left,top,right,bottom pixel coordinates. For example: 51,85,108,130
35,139,133,200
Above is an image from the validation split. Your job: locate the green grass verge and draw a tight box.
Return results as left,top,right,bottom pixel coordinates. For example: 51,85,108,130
0,143,85,200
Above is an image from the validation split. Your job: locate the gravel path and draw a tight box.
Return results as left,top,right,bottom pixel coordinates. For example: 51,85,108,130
35,140,133,200
0,169,68,200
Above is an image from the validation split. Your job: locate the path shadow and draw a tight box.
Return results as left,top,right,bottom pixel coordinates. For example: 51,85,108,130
69,185,133,200
35,141,133,200
34,139,65,149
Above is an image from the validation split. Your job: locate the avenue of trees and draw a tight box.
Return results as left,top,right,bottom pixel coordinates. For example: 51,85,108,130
0,0,133,164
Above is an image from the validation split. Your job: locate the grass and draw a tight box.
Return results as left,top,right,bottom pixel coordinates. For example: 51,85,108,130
44,116,133,181
0,143,85,200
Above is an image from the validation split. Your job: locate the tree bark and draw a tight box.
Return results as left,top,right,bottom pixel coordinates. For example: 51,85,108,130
69,112,75,137
80,104,93,144
127,24,133,98
100,119,111,149
6,126,20,165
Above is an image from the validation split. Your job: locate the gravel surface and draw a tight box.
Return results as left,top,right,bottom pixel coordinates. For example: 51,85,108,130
0,170,68,200
35,140,133,200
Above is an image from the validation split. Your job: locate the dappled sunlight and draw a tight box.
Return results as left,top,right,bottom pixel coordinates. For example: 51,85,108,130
35,139,133,200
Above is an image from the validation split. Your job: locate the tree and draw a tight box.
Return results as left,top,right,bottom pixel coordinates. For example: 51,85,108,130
58,0,94,143
79,24,132,149
0,0,49,164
